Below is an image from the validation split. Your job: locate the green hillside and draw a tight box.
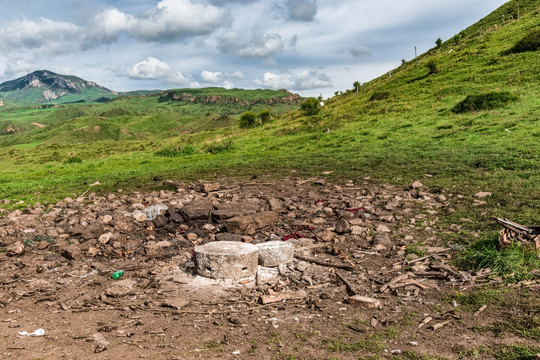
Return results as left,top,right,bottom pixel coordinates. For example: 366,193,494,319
0,0,538,232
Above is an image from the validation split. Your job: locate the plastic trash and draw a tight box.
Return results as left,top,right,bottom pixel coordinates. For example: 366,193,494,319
143,204,168,220
18,328,45,337
111,270,124,279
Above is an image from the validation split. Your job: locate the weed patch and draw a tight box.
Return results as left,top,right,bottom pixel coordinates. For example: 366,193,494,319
452,92,519,113
508,28,540,54
456,236,540,282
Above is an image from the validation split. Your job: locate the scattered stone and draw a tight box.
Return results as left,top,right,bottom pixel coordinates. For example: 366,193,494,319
194,241,260,279
7,241,25,256
132,210,147,222
376,224,391,233
59,245,83,261
410,181,423,189
256,241,294,267
92,333,110,353
182,201,213,221
319,230,335,242
266,198,285,212
350,226,366,236
105,279,136,297
145,241,173,256
98,232,114,245
474,192,492,199
349,295,381,309
160,298,190,310
216,233,243,242
202,182,220,192
335,219,350,234
213,201,261,220
224,211,279,235
259,290,308,305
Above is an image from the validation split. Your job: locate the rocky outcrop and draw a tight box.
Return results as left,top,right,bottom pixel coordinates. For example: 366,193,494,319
166,91,302,107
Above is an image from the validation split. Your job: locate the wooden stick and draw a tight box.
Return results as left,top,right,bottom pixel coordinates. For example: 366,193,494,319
336,272,356,295
473,305,487,316
294,253,354,270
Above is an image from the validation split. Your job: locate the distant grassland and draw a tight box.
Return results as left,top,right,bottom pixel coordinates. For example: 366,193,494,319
0,1,538,236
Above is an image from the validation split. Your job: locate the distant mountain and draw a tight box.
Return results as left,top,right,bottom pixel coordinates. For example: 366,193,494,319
0,70,118,106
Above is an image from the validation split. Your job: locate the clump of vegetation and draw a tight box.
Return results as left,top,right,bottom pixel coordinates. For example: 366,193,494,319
99,108,137,117
258,109,272,124
369,91,390,102
508,28,540,54
452,289,503,311
300,97,320,116
239,111,258,128
435,37,442,48
64,156,82,164
155,145,197,157
456,237,540,282
474,314,540,340
205,140,233,154
452,92,518,113
426,59,439,75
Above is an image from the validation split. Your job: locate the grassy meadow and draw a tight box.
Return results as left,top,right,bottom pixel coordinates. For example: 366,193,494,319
0,0,538,242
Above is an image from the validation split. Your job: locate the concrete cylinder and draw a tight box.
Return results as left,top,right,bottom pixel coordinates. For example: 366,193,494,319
256,241,294,267
194,241,259,280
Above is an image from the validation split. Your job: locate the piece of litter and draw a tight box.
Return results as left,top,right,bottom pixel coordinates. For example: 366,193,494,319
18,328,45,337
409,342,419,346
232,351,241,355
391,350,402,354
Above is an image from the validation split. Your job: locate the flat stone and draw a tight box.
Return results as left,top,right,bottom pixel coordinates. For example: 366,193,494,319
194,241,259,279
105,279,136,297
216,233,243,242
182,201,213,221
474,191,492,199
224,211,279,235
256,241,294,267
349,295,381,308
266,198,285,212
59,245,83,261
132,210,147,222
213,200,261,220
335,219,350,234
410,181,423,189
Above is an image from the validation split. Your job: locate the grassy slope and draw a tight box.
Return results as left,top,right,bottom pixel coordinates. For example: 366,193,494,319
0,1,538,236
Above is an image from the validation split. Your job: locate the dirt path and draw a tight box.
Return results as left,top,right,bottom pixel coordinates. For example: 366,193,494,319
0,179,538,359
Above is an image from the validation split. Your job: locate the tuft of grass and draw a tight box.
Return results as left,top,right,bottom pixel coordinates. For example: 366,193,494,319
63,156,82,164
155,145,197,157
495,345,540,360
456,236,540,282
452,289,503,311
452,92,519,113
473,314,540,340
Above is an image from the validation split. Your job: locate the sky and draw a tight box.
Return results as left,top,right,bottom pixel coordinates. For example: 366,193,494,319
0,0,508,98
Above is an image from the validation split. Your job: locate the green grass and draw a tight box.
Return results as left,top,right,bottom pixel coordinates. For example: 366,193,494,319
456,237,540,282
473,314,540,340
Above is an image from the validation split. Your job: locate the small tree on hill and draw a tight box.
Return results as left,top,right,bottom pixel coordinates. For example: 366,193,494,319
239,111,257,128
353,81,361,95
258,109,272,124
426,59,439,75
436,37,442,48
300,97,320,116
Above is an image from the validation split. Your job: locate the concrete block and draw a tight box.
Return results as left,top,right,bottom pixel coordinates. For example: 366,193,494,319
256,241,294,267
194,241,259,280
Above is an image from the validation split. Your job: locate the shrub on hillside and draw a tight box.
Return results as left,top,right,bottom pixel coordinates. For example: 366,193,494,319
508,28,540,54
452,92,518,113
206,141,233,154
300,97,320,116
239,111,257,128
369,91,391,102
426,59,439,75
258,109,272,124
155,145,196,157
64,156,82,164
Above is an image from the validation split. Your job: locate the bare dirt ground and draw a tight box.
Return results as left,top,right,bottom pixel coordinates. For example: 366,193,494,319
0,178,538,360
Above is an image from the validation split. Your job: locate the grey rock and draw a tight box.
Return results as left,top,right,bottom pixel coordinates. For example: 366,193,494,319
216,233,243,242
182,201,213,221
335,219,350,234
224,211,279,235
143,204,169,220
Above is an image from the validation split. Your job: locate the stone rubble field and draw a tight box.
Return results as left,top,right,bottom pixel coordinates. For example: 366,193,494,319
0,179,538,359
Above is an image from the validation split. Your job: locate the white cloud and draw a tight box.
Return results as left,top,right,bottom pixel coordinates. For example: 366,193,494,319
131,0,230,42
254,70,332,90
218,31,283,58
200,70,224,83
223,81,234,89
254,72,294,89
0,17,81,54
88,8,135,45
288,0,317,21
227,71,245,79
128,57,188,85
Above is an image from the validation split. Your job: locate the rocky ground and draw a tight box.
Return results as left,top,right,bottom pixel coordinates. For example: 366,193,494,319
0,178,538,359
